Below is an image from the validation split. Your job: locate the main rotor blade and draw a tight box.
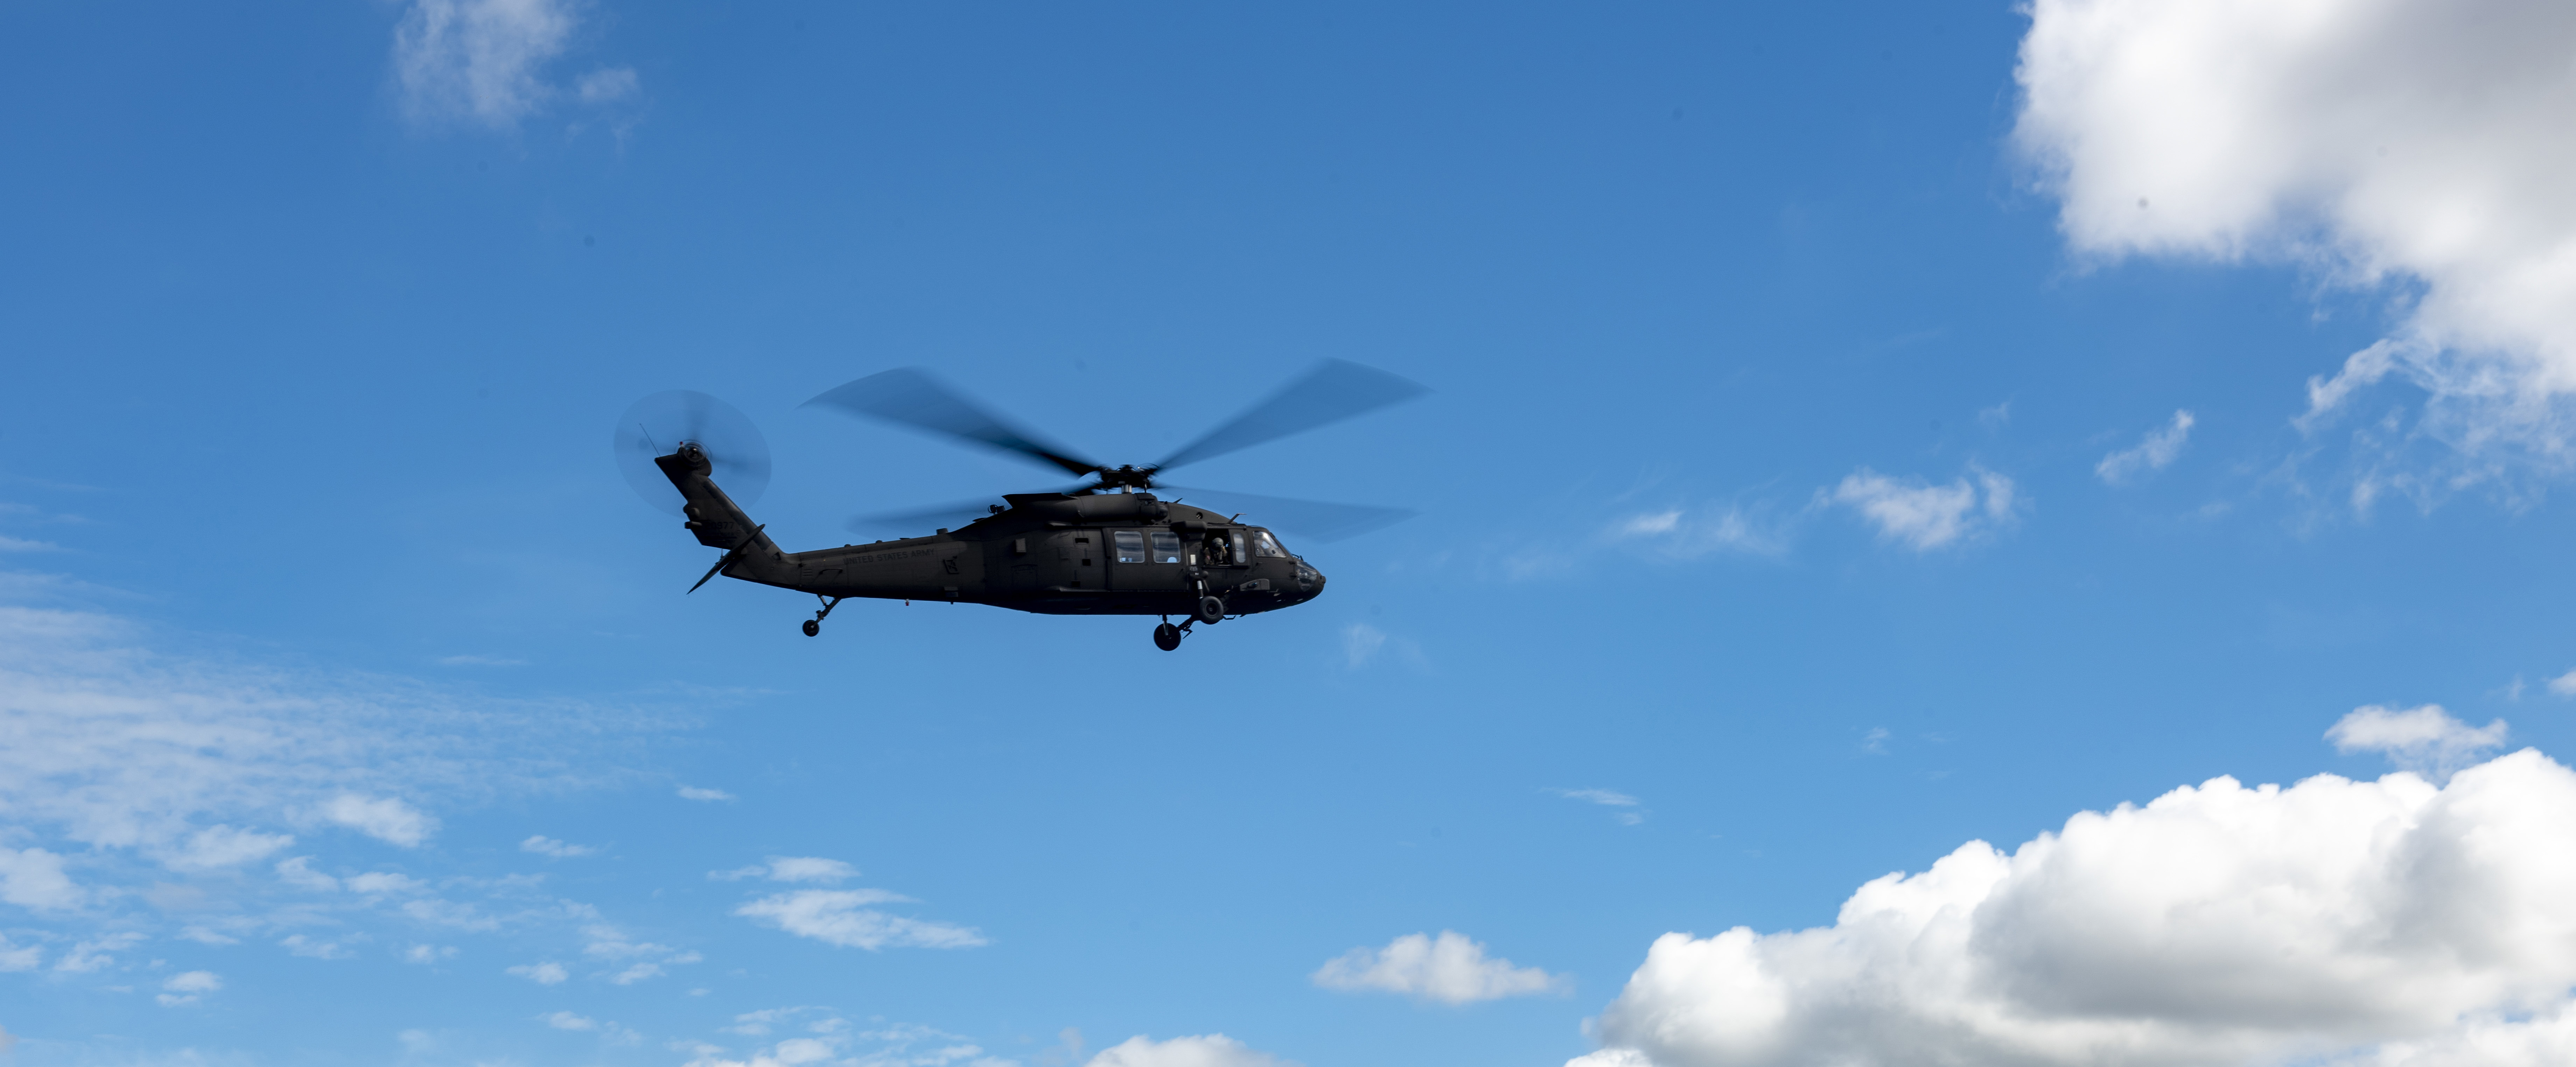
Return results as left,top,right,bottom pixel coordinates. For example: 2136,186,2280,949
1152,359,1428,472
846,497,1009,536
1158,485,1415,543
803,368,1101,478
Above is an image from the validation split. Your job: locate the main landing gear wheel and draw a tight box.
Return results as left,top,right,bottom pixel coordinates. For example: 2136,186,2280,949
802,619,820,637
1153,622,1182,651
1194,596,1226,625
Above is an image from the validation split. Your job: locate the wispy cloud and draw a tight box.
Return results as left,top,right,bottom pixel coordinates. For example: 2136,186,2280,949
1608,504,1796,558
1550,787,1646,825
677,785,736,802
390,0,640,131
734,890,985,951
521,835,597,859
2096,410,2197,485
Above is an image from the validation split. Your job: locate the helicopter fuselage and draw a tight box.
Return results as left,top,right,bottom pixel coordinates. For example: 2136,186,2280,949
656,447,1325,618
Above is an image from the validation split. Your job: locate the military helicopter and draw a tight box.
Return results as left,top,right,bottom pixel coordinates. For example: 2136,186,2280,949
612,361,1426,650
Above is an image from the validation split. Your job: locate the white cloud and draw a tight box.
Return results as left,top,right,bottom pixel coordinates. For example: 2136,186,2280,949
1570,744,2576,1067
2095,409,2196,485
1552,788,1646,826
156,969,220,1006
734,890,987,951
508,961,568,985
281,933,356,960
274,856,339,892
1342,623,1388,668
521,835,597,858
345,871,428,895
710,857,857,883
1828,467,2019,550
322,794,437,848
161,824,294,871
1610,505,1793,559
577,66,639,104
2548,669,2576,698
0,935,40,971
545,1010,597,1031
54,932,141,972
1338,623,1424,670
678,786,737,802
437,654,526,667
2015,0,2576,499
403,943,456,964
1313,930,1565,1005
1552,788,1640,808
764,857,857,884
391,0,575,128
0,846,80,911
2328,704,2509,780
0,604,639,857
1086,1034,1298,1067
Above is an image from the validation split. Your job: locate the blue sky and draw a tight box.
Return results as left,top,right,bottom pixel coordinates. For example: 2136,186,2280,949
9,2,2576,1066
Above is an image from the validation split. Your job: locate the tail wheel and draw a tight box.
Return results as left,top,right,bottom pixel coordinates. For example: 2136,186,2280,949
802,619,820,637
1194,596,1225,625
1153,622,1182,651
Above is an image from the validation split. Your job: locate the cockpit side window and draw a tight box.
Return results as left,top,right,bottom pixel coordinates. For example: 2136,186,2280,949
1252,530,1288,558
1113,530,1148,563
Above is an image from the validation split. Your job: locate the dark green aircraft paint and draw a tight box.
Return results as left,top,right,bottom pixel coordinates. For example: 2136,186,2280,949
626,360,1418,650
657,444,1322,634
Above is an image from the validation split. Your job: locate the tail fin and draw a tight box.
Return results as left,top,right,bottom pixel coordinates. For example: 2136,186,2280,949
654,446,779,557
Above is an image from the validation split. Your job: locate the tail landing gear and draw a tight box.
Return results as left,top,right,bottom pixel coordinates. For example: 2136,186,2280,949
803,595,842,637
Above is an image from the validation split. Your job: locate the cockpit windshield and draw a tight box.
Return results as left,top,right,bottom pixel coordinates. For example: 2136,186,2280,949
1252,529,1289,558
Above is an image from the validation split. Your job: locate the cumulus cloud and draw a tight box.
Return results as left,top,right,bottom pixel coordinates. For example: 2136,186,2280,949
1086,1034,1299,1067
2328,704,2508,780
734,889,986,951
2096,410,2197,485
544,1010,596,1031
521,835,596,858
0,846,79,911
1570,741,2576,1067
1314,930,1566,1004
1828,467,2019,550
2015,0,2576,498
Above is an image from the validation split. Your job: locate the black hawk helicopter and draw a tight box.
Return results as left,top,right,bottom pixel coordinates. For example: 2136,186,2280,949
614,361,1426,650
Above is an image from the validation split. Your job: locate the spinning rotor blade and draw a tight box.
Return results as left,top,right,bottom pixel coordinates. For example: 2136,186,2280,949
612,390,772,516
1158,486,1414,543
1153,359,1428,473
803,368,1101,477
847,497,1008,536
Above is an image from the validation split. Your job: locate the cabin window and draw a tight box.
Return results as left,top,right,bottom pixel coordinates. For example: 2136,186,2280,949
1113,530,1147,563
1252,530,1288,558
1150,530,1184,563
